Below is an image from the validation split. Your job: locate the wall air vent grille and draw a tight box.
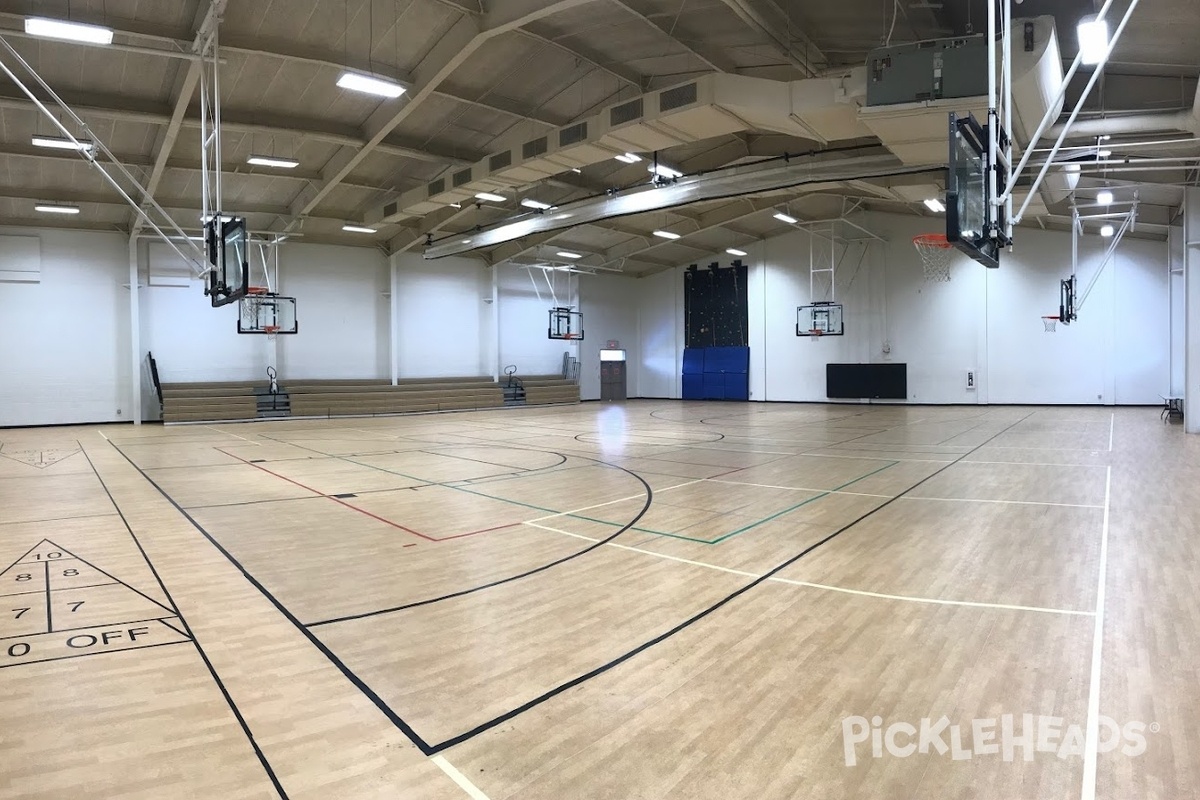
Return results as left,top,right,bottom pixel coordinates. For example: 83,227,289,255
523,137,548,159
659,83,698,111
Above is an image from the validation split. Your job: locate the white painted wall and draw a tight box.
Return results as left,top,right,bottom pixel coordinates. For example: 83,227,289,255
496,264,579,378
0,228,132,426
630,210,1170,406
578,274,639,400
393,253,491,378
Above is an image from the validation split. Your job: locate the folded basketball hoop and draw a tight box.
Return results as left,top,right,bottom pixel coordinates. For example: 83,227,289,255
913,233,953,283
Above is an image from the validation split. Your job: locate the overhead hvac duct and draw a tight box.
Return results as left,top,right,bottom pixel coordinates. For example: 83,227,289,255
423,149,936,258
411,16,1069,258
1042,79,1200,141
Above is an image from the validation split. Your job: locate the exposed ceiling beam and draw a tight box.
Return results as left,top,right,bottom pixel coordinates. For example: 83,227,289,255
0,86,476,166
0,142,400,193
717,0,827,77
0,186,370,227
0,7,566,130
284,0,602,231
516,26,648,91
601,197,779,261
609,0,738,74
131,0,216,234
386,205,475,254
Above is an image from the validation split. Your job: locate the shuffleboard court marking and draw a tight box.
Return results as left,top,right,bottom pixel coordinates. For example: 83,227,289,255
79,445,289,799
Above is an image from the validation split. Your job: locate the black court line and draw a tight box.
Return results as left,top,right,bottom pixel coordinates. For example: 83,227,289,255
39,541,177,618
79,446,289,800
0,581,116,599
0,639,192,671
110,438,654,755
425,411,1034,753
109,410,1028,759
0,614,183,642
158,617,189,637
0,512,120,527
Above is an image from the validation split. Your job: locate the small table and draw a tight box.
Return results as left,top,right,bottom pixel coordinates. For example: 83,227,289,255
1161,396,1184,422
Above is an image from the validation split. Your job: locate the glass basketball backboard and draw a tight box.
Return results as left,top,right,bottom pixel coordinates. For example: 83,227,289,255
206,215,250,307
946,112,1009,269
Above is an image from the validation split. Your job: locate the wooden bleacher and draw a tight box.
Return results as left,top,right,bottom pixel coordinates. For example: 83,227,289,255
520,376,581,405
158,375,579,423
160,381,260,423
288,377,504,417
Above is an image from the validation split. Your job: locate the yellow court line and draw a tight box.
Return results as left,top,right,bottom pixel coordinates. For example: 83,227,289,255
526,522,1093,617
431,755,492,800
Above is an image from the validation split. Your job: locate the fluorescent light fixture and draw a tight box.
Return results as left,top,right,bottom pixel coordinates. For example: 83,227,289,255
521,198,553,210
449,202,462,209
570,168,582,173
1097,189,1114,204
247,155,300,169
35,204,80,215
615,153,642,164
1077,17,1109,65
923,198,946,213
556,251,583,259
652,230,681,239
648,163,682,179
726,248,748,256
553,213,573,220
25,17,113,45
336,72,406,98
201,214,234,224
1097,149,1112,158
1099,135,1112,141
31,134,93,151
1100,223,1115,237
773,212,798,224
475,192,506,202
460,239,471,244
342,224,377,234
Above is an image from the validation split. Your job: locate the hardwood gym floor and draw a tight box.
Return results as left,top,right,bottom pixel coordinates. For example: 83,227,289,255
0,401,1196,799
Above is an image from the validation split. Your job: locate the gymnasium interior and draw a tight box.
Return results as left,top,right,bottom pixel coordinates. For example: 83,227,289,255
1,1,1199,798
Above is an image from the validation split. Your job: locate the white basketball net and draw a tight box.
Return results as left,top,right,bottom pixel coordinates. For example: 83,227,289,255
913,236,953,283
1042,316,1057,333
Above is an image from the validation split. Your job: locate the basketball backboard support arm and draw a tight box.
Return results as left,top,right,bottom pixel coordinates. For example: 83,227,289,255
0,35,206,276
197,4,226,236
1007,0,1142,224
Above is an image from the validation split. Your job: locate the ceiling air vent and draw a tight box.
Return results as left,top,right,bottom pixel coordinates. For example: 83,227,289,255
489,151,512,171
426,179,444,198
610,98,644,126
384,201,399,217
523,136,548,159
452,168,473,187
558,122,588,147
659,82,698,112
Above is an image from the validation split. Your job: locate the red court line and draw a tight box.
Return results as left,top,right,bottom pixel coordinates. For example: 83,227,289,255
216,449,523,543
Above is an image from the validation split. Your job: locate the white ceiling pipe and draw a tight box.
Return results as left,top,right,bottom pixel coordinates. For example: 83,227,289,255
1042,79,1200,140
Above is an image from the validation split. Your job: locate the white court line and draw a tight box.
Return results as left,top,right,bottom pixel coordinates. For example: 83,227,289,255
898,495,1105,510
526,522,759,578
527,522,1092,617
1108,413,1115,452
769,577,1095,616
707,477,891,499
963,459,1110,469
1081,466,1112,800
97,430,110,441
431,754,492,800
525,478,704,523
205,425,261,445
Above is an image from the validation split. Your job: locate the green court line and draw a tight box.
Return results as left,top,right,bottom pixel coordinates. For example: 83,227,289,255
334,449,898,547
570,460,900,544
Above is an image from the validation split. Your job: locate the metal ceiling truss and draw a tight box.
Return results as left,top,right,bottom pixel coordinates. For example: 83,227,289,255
0,31,206,274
